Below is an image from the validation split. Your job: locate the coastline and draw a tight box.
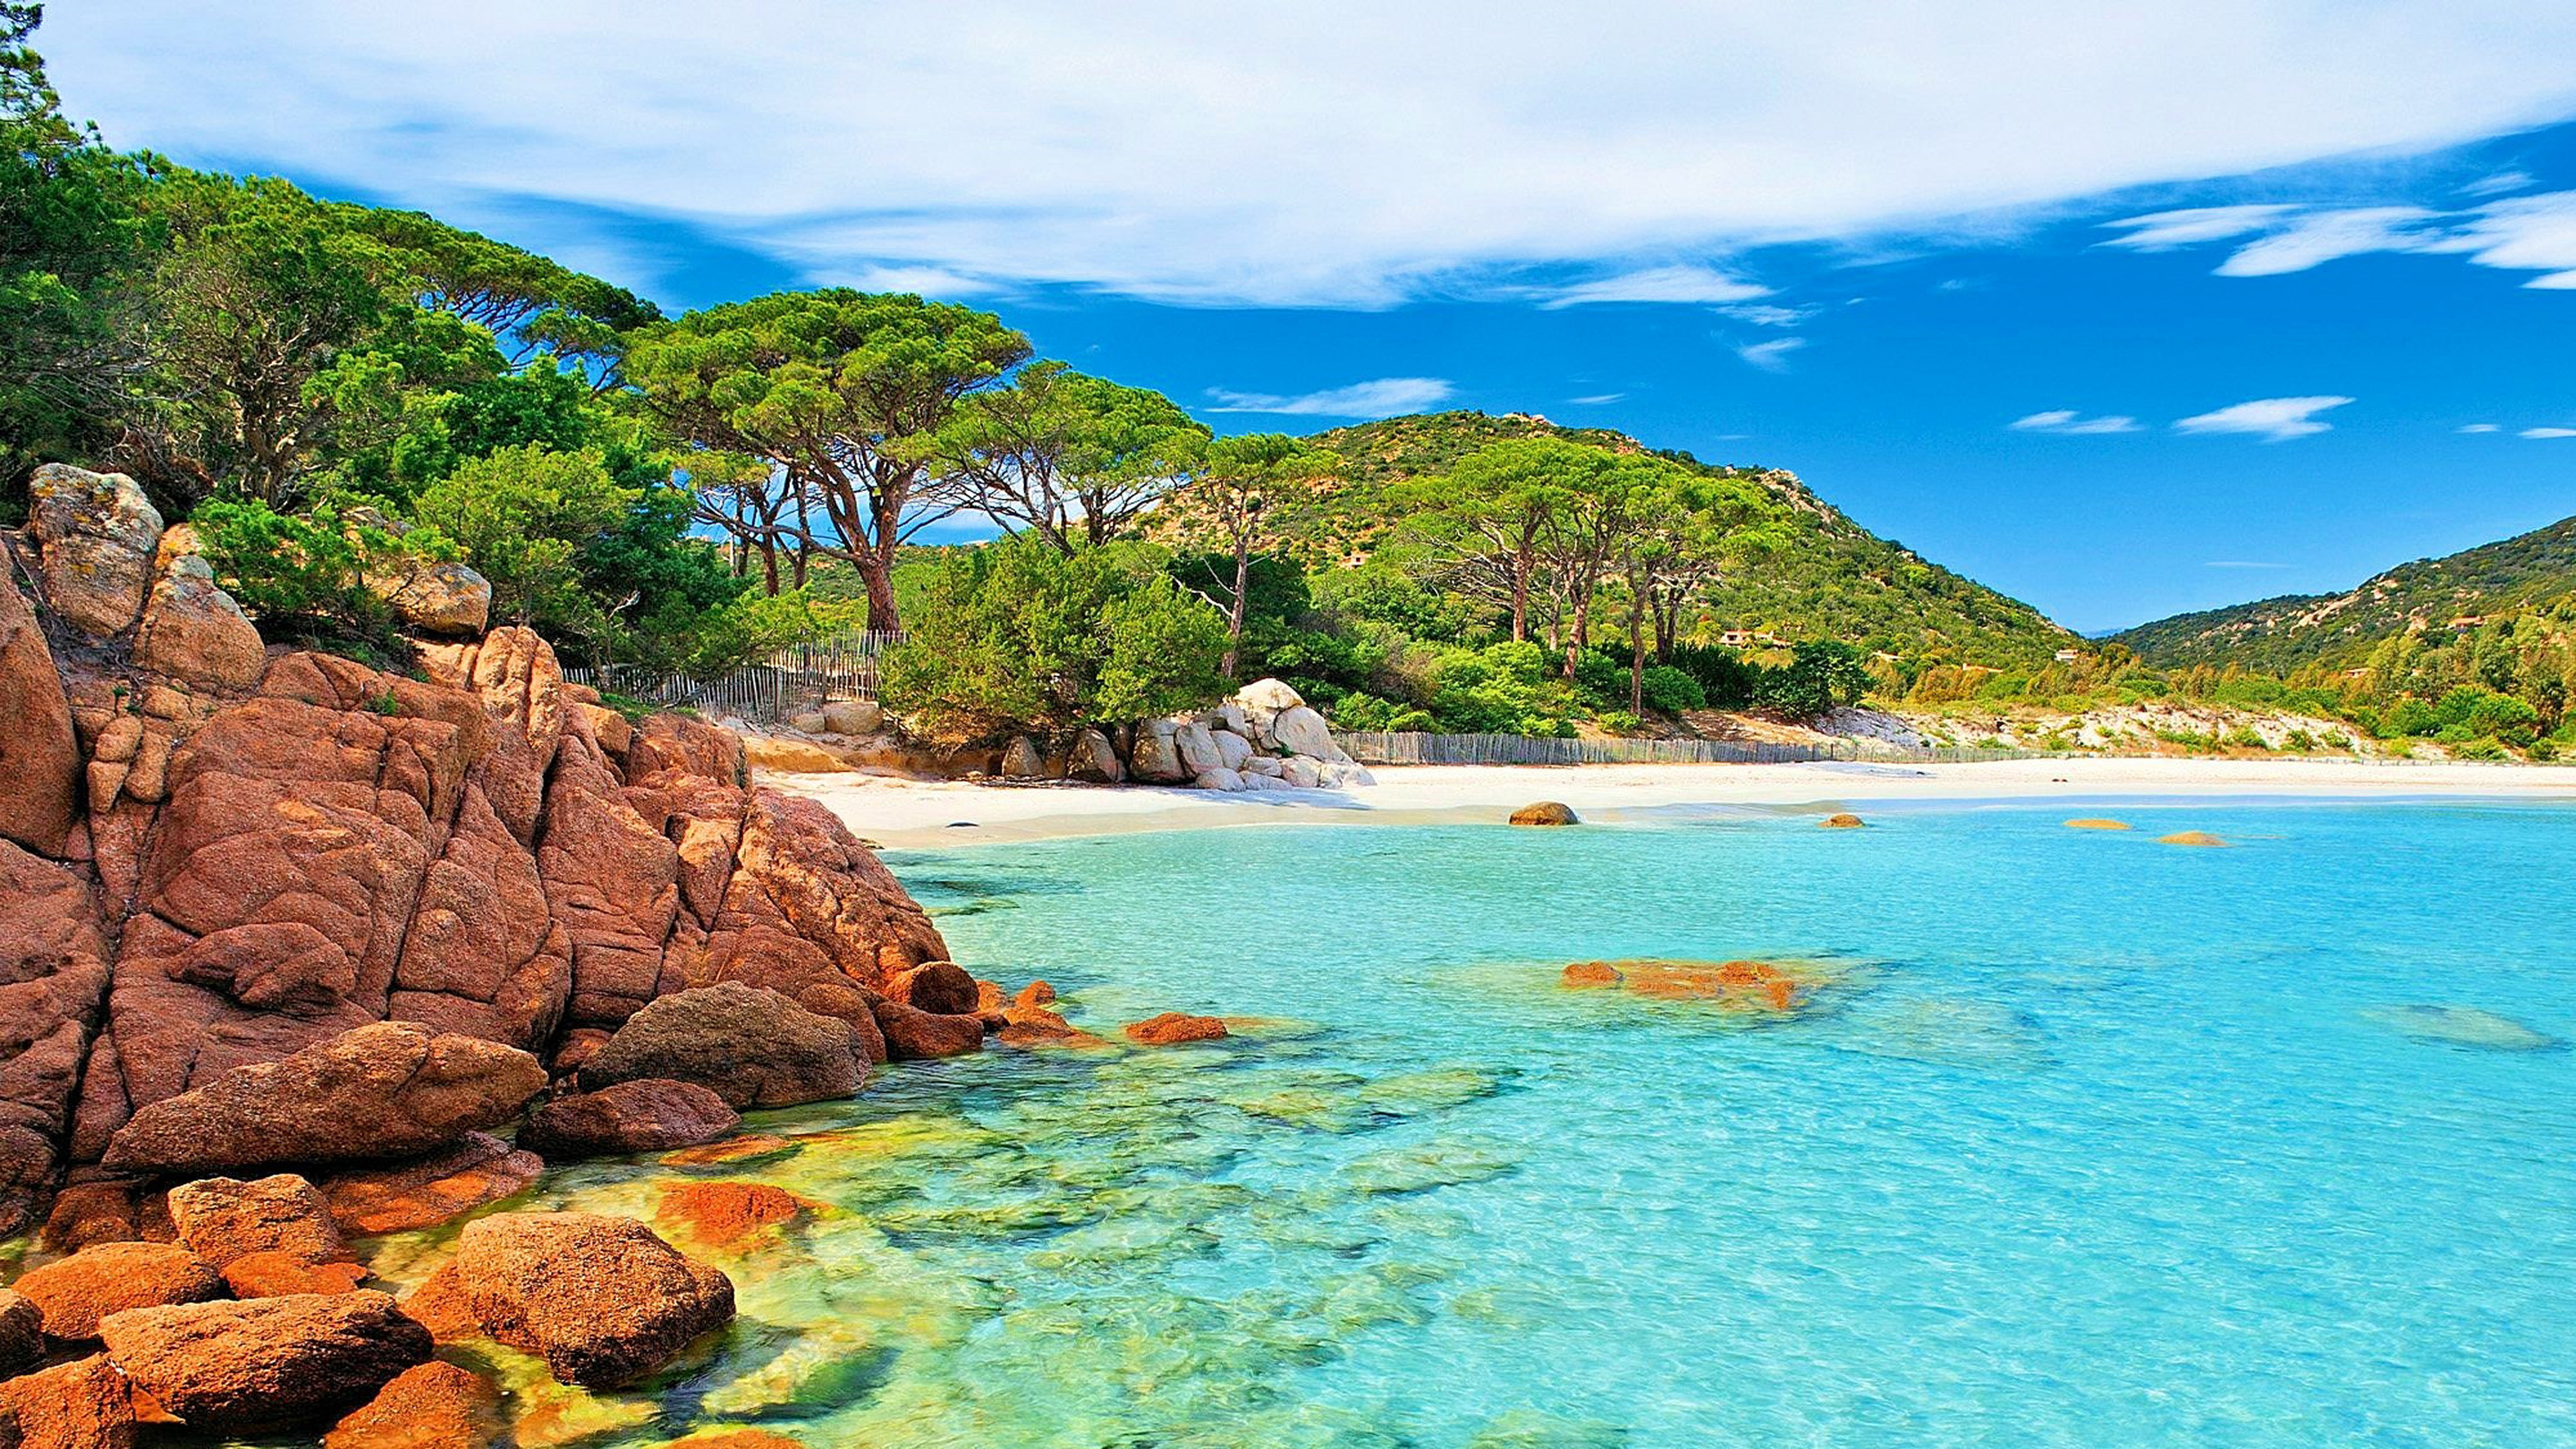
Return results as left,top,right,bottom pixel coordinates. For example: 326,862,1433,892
779,755,2576,848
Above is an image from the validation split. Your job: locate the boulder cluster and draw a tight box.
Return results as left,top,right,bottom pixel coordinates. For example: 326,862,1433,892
0,466,1258,1444
994,678,1375,792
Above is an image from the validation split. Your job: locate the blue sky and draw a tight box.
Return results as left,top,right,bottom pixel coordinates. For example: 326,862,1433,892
44,2,2576,633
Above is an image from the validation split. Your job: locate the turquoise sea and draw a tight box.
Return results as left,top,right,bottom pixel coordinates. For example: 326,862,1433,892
359,799,2576,1447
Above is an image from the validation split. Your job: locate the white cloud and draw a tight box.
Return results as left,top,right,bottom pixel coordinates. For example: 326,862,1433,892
39,2,2576,306
2450,191,2576,289
2522,426,2576,439
1203,377,1454,417
1568,393,1625,405
1541,266,1768,309
2011,409,2142,435
2457,423,2502,433
1719,303,1812,327
2174,395,2355,441
2215,207,2443,275
2102,205,2297,251
2462,170,2534,198
1736,338,1805,372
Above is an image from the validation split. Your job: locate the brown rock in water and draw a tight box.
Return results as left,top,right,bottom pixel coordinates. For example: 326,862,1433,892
1123,1013,1229,1046
1508,801,1578,826
13,1241,223,1341
0,1352,136,1449
97,1291,431,1432
448,1212,733,1388
655,1182,808,1248
2158,830,2229,848
883,961,979,1016
577,984,869,1110
519,1080,740,1161
394,1267,478,1344
167,1174,350,1269
654,1431,808,1449
1012,980,1056,1011
323,1360,503,1449
1818,813,1866,829
0,1290,39,1376
0,573,82,857
869,996,987,1060
658,1134,795,1168
101,1023,546,1174
2063,818,2133,831
994,1002,1088,1048
318,1134,542,1235
220,1251,369,1300
1559,962,1624,988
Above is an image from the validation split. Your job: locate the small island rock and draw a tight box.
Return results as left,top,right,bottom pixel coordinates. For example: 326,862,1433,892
1123,1013,1229,1046
1509,802,1579,826
448,1212,734,1388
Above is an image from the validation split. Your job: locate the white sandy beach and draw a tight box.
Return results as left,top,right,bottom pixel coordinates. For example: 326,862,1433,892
775,756,2576,849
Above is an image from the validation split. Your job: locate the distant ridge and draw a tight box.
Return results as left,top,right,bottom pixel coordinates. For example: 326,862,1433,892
1289,411,2076,666
2115,513,2576,670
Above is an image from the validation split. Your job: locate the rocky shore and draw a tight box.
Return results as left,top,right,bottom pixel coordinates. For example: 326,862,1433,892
0,467,1151,1445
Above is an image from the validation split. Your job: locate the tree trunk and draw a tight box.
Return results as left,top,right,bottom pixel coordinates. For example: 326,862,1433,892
1629,581,1647,715
758,540,780,597
1565,592,1592,680
1511,528,1534,643
1221,538,1251,681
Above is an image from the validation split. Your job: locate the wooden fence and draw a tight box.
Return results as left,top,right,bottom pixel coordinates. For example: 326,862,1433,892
563,629,902,724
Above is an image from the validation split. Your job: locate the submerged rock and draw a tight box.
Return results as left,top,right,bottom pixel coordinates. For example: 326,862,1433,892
2064,818,2133,830
578,983,869,1109
448,1211,734,1388
101,1023,547,1174
2359,1004,2563,1053
1818,812,1866,829
869,996,987,1060
1559,962,1623,988
1507,801,1578,826
2157,830,2228,847
13,1240,224,1340
1124,1013,1229,1046
1555,957,1826,1013
318,1133,543,1234
97,1291,431,1432
520,1080,741,1160
655,1181,809,1249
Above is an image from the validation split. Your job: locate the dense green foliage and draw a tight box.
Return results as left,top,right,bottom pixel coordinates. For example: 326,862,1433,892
877,538,1228,744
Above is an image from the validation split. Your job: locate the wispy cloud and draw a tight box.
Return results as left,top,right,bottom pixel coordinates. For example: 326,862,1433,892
2174,395,2355,442
2522,426,2576,439
2214,207,2443,276
1720,302,1811,327
1736,338,1805,372
1203,377,1454,417
2106,191,2576,290
2457,423,2502,434
1542,266,1767,309
2463,170,2534,198
1568,393,1625,405
44,4,2576,307
2102,205,2297,252
2011,409,2141,436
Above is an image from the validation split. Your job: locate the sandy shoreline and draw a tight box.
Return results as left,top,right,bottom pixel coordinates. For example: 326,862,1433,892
775,755,2576,849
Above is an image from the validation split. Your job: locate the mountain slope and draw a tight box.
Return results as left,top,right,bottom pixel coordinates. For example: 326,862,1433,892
1291,411,2076,665
2115,513,2576,670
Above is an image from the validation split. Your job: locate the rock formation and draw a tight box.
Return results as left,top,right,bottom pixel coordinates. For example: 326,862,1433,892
444,1211,734,1387
0,469,954,1236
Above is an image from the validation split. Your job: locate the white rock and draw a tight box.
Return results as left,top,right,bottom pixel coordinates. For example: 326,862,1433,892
1175,721,1224,775
1320,761,1375,789
1234,678,1303,713
1271,706,1349,762
1280,756,1322,789
1213,728,1254,771
1240,754,1284,777
28,463,164,639
822,699,885,736
1191,767,1247,792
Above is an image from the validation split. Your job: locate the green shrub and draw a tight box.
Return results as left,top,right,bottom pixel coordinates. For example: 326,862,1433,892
1597,709,1641,734
191,498,406,635
2452,736,2509,760
1640,664,1707,713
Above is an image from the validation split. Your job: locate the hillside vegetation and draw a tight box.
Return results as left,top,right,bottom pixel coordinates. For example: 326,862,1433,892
1297,412,2076,668
2117,514,2576,671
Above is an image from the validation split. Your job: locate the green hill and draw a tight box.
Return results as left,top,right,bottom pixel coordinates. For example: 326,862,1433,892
2115,513,2576,671
1290,411,2077,665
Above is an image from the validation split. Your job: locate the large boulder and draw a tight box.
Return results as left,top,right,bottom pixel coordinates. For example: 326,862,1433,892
1066,727,1123,784
13,1240,225,1341
998,735,1045,779
25,464,163,639
1211,728,1255,771
1129,721,1187,783
1269,705,1348,762
518,1080,740,1160
0,1290,40,1376
323,1360,503,1449
0,1352,135,1449
868,996,987,1060
317,1133,542,1235
447,1212,733,1387
370,559,491,639
883,961,979,1016
577,984,869,1110
101,1022,547,1174
1174,721,1224,775
97,1291,431,1432
818,699,882,736
0,576,80,856
166,1173,350,1269
131,549,267,694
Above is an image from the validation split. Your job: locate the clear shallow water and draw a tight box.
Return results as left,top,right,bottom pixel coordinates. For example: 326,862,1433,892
361,801,2576,1447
